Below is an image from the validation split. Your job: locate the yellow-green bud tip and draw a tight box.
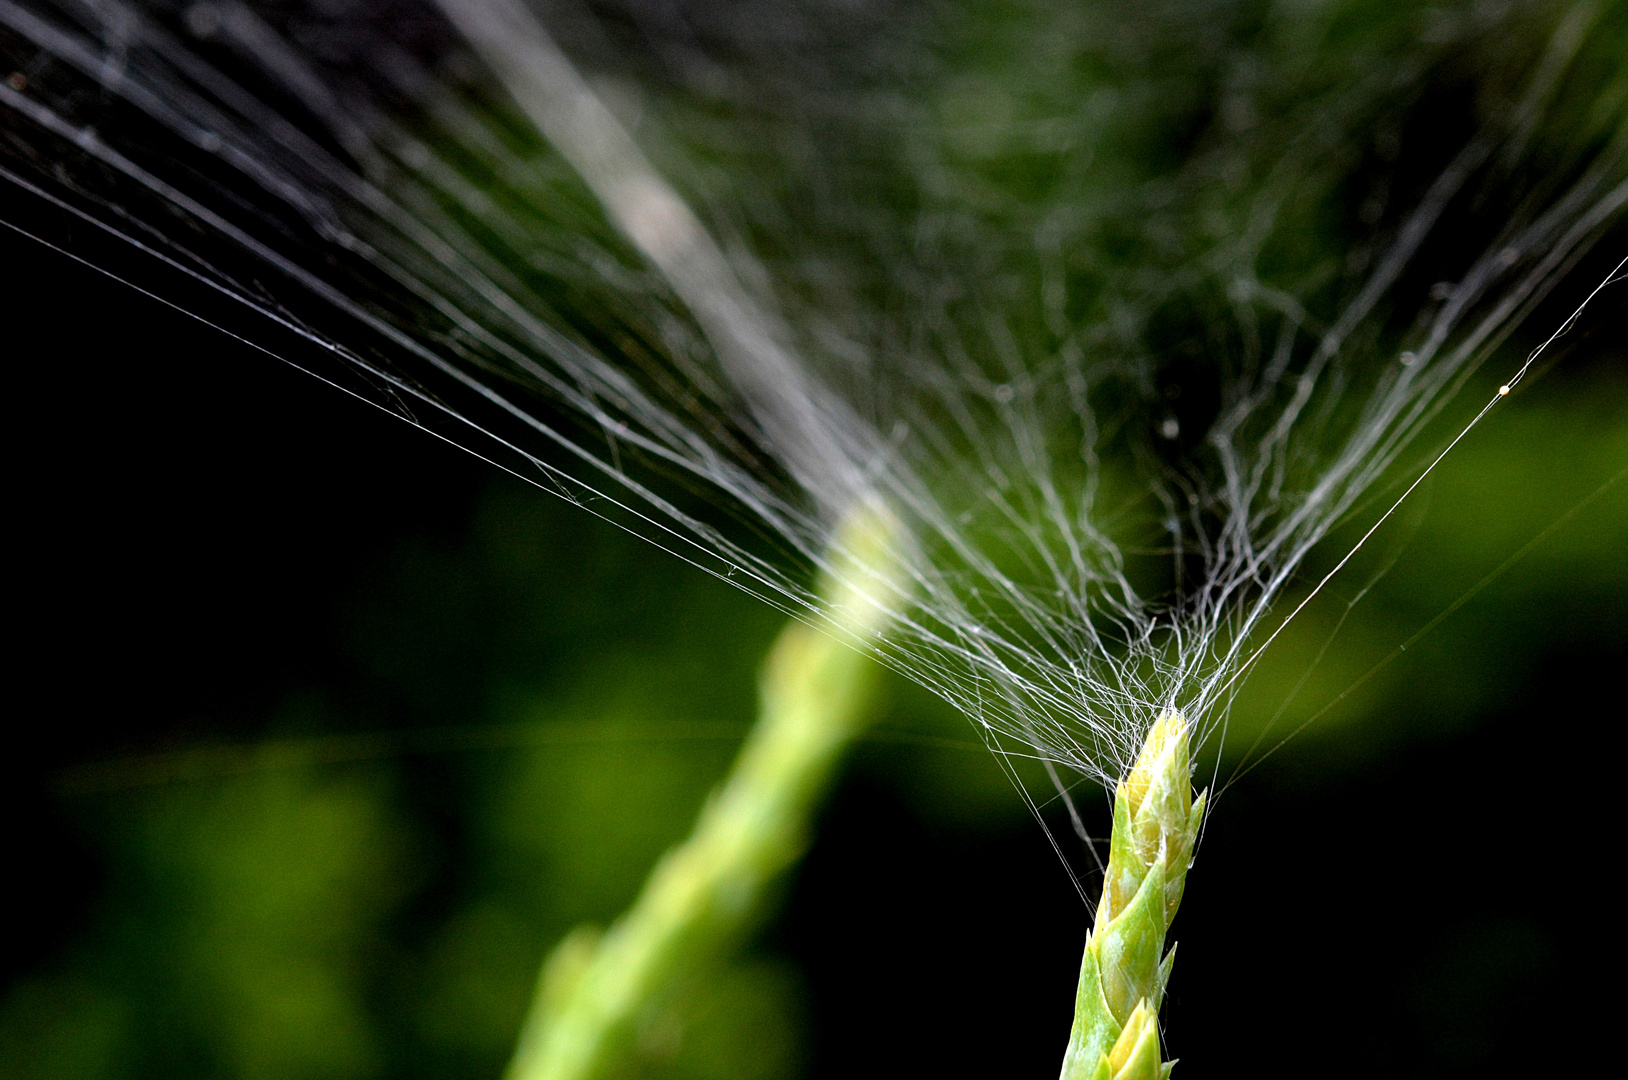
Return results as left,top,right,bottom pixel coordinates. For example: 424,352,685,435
1121,711,1186,810
1105,999,1162,1080
1064,714,1199,1080
1105,709,1201,934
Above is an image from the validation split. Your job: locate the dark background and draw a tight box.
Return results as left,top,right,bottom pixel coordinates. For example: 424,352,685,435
5,211,1624,1080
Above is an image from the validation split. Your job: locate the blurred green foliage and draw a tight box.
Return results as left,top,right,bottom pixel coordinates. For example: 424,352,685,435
1226,364,1628,767
6,352,1620,1078
3,0,1623,1076
3,770,405,1080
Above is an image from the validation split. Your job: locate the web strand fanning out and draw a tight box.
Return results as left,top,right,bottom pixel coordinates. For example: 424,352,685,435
2,0,1623,824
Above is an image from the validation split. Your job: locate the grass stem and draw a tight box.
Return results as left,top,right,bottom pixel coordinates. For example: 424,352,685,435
1059,712,1204,1080
505,506,900,1080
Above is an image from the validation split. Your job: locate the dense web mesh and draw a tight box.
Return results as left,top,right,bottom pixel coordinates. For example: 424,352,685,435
3,0,1624,809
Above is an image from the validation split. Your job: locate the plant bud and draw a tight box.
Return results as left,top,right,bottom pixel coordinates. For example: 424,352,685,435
1064,712,1204,1079
1105,999,1163,1080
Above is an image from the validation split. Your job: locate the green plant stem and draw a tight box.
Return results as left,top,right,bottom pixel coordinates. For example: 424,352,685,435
1059,712,1205,1080
505,507,900,1080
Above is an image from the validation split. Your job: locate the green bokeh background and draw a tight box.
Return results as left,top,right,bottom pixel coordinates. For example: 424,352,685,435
8,226,1621,1078
3,0,1624,1074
